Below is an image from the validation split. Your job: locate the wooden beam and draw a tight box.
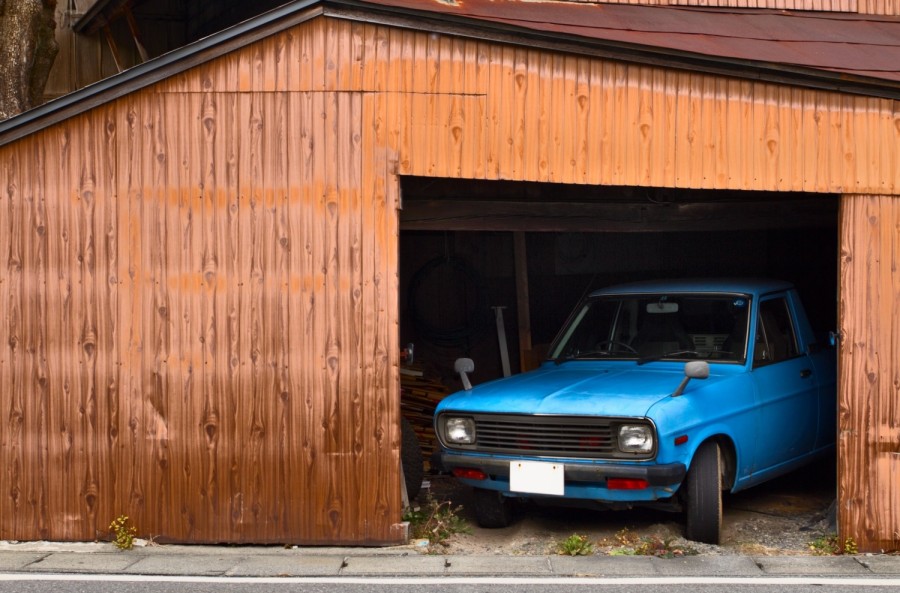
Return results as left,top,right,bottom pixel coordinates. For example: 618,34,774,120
123,5,150,63
101,25,124,72
400,199,837,232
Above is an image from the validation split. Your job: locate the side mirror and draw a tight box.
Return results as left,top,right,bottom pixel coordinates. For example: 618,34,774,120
684,360,710,379
454,358,475,391
672,360,709,397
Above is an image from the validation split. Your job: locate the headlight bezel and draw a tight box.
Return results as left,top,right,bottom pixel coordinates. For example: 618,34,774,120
616,423,656,455
442,416,476,445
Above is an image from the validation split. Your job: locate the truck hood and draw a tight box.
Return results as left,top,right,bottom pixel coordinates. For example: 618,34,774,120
437,364,722,417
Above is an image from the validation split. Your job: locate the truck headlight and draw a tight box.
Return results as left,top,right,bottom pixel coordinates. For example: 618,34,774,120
618,424,654,453
443,417,476,444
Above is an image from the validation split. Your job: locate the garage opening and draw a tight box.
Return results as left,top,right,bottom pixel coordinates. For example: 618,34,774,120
399,178,838,383
396,177,840,546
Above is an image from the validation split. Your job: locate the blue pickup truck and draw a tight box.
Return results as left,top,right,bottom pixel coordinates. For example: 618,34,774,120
434,279,835,544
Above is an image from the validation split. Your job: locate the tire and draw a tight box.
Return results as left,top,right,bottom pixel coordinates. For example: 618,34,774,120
400,416,424,502
472,487,515,528
683,441,723,544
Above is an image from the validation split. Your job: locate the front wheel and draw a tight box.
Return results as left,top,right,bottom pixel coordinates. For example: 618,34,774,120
683,441,723,544
472,488,515,528
400,416,424,501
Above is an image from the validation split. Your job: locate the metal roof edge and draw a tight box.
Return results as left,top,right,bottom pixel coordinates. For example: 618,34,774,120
325,0,900,100
0,0,324,147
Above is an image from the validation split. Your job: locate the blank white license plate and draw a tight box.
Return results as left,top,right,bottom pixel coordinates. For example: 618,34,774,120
509,460,564,496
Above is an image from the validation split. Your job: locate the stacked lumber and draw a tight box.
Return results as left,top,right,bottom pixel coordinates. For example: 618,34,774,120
400,365,451,471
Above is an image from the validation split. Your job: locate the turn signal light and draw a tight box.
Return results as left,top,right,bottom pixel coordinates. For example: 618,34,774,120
452,467,488,481
607,478,649,490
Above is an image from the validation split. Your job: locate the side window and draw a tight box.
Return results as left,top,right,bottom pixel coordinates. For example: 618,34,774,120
753,298,799,367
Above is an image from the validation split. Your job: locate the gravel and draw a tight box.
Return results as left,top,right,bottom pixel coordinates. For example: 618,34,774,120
414,455,838,557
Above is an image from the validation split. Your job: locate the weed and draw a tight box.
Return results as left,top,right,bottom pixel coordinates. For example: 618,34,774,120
604,527,698,558
109,515,138,550
403,496,470,548
612,527,641,548
809,534,858,555
555,533,594,556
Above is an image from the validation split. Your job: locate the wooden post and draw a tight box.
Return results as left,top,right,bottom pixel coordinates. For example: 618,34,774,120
837,194,900,553
514,232,534,372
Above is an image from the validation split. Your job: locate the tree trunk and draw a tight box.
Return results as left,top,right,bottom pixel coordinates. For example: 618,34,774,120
0,0,59,120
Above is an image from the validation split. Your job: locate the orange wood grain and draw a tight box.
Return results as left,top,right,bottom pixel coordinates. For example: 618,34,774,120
838,194,900,553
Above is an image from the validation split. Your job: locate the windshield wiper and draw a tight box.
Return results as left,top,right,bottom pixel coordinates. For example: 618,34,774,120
554,353,577,365
554,350,604,365
555,347,635,365
636,350,703,366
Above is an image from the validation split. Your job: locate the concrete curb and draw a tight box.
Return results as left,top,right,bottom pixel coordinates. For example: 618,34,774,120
1,542,898,578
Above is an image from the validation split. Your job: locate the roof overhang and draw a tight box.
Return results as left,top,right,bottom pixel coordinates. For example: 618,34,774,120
2,0,899,147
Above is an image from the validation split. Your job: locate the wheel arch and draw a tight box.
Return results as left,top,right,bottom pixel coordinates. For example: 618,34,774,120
709,434,737,491
686,434,737,492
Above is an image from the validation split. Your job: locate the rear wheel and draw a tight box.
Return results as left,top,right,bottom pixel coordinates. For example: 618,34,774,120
472,488,515,528
683,441,723,544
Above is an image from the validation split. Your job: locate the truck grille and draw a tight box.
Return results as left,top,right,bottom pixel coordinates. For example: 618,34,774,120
439,414,654,460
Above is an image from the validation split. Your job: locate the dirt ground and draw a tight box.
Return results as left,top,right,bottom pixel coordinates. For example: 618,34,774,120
413,454,838,556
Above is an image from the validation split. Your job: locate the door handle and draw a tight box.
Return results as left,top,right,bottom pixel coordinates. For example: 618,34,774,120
800,369,812,378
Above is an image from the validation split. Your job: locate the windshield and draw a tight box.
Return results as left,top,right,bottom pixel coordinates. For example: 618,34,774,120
550,293,751,364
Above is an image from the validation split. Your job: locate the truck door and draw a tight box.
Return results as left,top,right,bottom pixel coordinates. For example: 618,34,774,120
750,296,819,472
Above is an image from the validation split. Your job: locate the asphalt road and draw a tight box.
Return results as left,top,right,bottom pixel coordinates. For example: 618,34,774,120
2,575,899,593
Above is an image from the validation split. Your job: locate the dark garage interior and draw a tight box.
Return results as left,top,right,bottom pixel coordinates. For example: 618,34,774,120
399,178,839,388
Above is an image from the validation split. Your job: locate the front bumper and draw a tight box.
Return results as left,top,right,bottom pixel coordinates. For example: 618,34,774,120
440,453,686,486
440,452,686,503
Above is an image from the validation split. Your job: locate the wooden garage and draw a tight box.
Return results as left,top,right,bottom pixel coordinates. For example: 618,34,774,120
0,0,898,550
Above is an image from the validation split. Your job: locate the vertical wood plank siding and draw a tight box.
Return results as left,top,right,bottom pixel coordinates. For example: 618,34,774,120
1,80,400,543
221,20,896,194
156,20,899,194
0,15,898,544
1,109,119,540
839,195,900,553
857,0,900,14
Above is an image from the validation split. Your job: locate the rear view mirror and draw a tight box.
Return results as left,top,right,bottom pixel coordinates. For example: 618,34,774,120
647,302,679,314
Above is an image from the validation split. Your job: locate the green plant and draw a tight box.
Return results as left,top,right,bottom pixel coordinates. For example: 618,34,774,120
109,515,138,550
605,527,697,558
403,496,470,548
634,535,698,558
556,533,594,556
809,534,858,556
